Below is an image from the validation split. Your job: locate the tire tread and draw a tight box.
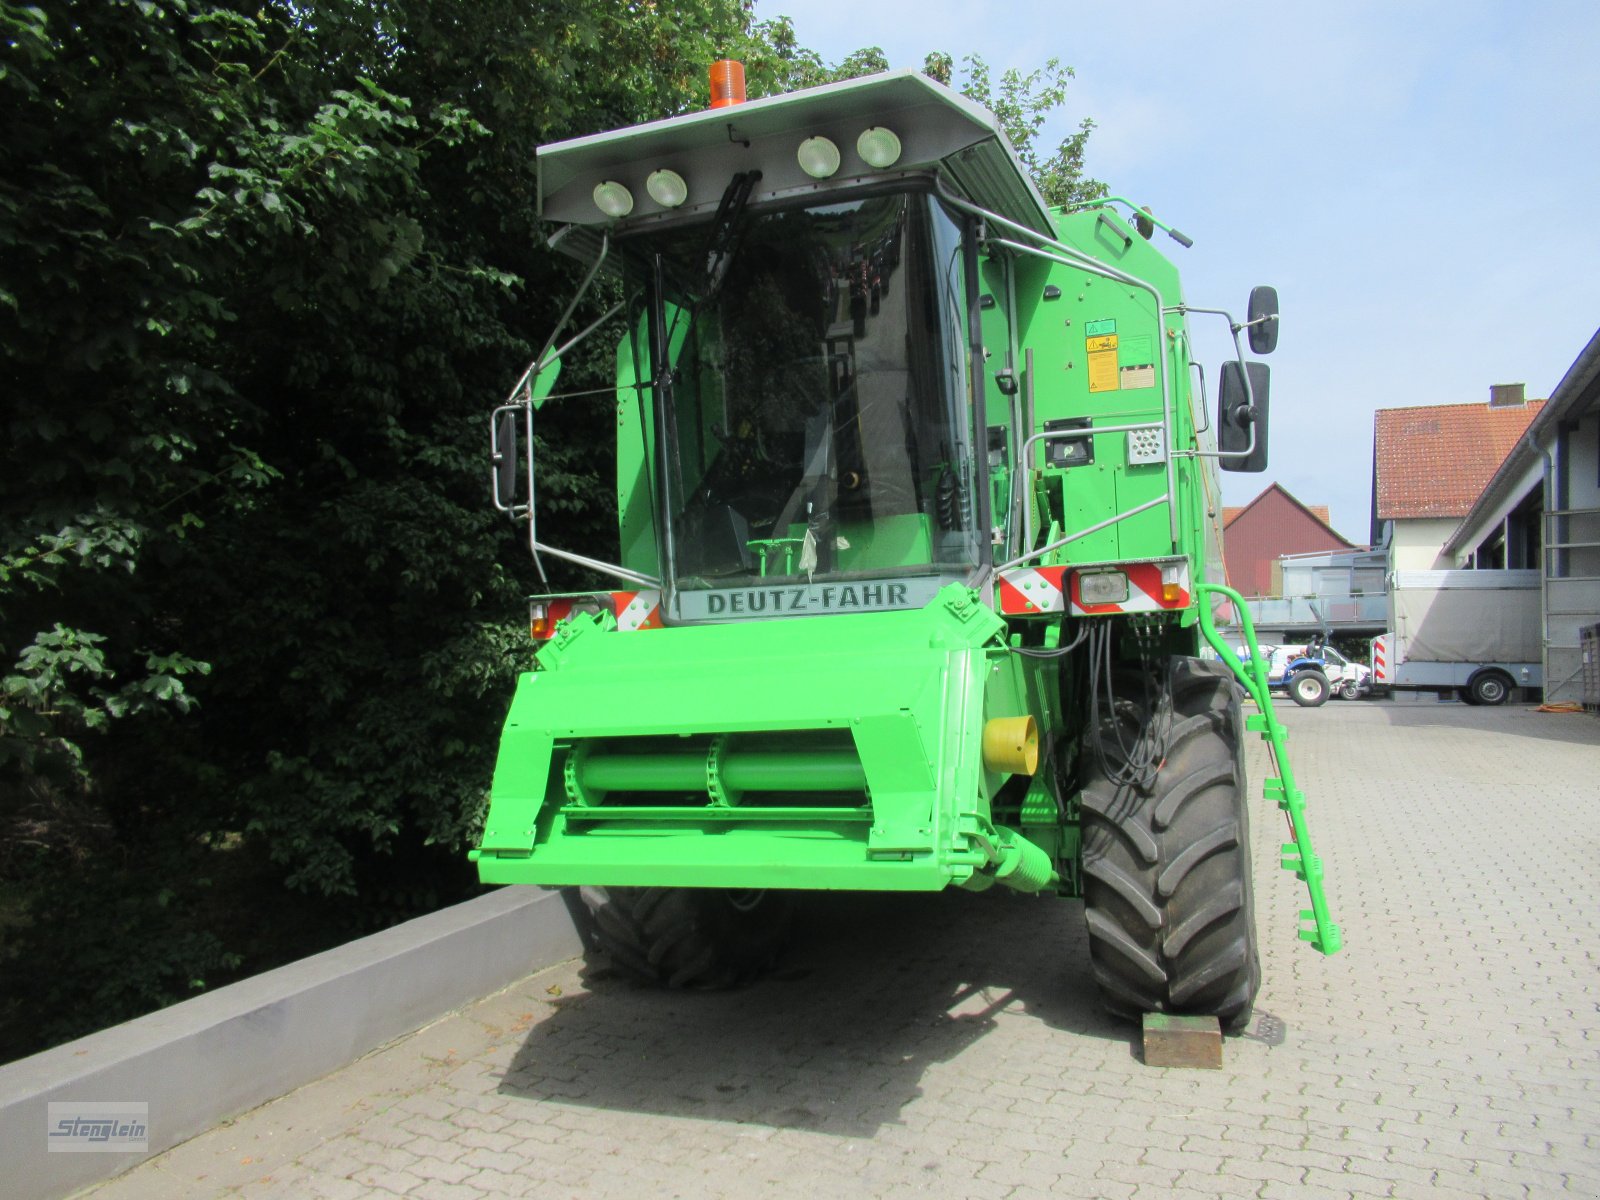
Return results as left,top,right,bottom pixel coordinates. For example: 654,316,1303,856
1081,655,1261,1032
576,886,793,989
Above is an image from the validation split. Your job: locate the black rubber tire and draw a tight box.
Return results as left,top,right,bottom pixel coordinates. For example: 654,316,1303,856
1288,669,1330,708
1455,686,1479,706
574,886,794,988
1468,670,1513,706
1338,678,1362,701
1080,656,1260,1032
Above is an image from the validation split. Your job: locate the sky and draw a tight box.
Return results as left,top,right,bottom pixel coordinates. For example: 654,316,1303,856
751,0,1600,542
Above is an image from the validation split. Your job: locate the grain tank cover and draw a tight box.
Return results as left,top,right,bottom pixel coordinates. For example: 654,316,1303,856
536,68,1055,239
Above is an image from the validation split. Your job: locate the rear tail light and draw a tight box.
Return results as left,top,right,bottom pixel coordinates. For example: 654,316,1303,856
530,596,607,641
529,601,553,639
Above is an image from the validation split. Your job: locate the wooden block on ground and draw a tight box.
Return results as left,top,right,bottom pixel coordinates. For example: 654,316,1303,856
1141,1013,1222,1068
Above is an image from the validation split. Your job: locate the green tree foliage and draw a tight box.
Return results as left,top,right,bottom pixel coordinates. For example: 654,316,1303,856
0,0,1101,1059
0,0,773,1057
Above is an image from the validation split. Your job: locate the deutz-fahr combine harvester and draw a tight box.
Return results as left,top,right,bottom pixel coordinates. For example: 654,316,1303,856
473,66,1339,1030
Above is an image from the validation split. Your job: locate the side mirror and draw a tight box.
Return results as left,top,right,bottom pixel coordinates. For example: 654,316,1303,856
1247,286,1279,355
1218,361,1270,473
491,407,521,509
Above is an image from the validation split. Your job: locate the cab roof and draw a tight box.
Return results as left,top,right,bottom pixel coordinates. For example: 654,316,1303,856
536,69,1054,239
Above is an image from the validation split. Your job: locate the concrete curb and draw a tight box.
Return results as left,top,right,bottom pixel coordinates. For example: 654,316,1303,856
0,886,582,1200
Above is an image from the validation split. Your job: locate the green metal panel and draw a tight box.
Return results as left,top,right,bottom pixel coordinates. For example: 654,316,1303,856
1007,207,1199,572
615,312,659,579
473,585,1058,892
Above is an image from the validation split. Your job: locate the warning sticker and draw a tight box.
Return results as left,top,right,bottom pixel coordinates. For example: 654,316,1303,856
1088,350,1119,393
1119,364,1155,389
1084,318,1116,337
1120,334,1153,363
1085,334,1118,353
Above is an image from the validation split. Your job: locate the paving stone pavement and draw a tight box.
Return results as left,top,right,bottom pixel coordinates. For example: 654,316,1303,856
87,702,1599,1199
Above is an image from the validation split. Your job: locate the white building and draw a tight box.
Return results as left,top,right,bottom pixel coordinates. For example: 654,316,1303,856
1443,332,1600,703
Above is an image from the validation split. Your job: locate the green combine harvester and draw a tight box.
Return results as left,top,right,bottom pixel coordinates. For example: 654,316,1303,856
472,67,1339,1029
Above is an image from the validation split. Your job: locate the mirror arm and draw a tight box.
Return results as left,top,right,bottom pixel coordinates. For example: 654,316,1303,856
522,301,625,407
524,402,545,583
1190,415,1258,461
1166,303,1256,411
1239,313,1279,336
504,231,611,406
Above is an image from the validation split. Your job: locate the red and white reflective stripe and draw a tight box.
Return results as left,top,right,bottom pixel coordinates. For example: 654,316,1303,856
1068,560,1191,616
530,591,663,641
1372,634,1390,684
530,598,583,641
997,565,1068,614
613,589,663,631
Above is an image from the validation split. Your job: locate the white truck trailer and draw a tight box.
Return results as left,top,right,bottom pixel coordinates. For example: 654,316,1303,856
1371,569,1542,705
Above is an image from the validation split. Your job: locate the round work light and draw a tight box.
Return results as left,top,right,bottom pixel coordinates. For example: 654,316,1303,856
856,126,902,169
796,136,841,179
646,169,688,208
592,181,634,219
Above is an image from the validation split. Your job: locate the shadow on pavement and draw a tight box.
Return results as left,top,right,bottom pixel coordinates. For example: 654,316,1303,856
497,888,1129,1136
1370,701,1599,745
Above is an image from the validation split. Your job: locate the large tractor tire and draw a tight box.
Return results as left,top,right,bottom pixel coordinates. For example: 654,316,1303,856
1080,656,1260,1032
573,886,794,988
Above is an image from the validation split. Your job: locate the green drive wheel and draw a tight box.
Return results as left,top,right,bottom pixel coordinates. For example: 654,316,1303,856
575,886,794,988
1080,656,1261,1032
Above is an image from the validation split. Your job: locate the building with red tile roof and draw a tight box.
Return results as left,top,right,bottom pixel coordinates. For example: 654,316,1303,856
1222,483,1354,597
1370,397,1545,569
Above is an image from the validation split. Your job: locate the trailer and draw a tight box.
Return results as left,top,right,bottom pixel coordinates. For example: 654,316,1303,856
1372,569,1542,704
472,65,1338,1030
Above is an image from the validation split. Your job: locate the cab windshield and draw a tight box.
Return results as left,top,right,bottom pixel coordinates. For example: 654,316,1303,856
626,189,982,619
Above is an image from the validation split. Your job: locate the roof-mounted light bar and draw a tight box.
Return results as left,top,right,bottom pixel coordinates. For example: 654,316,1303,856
548,69,1054,237
586,125,909,218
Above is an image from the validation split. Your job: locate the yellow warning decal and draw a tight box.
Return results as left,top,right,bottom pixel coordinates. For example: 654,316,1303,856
1088,351,1119,393
1085,334,1118,353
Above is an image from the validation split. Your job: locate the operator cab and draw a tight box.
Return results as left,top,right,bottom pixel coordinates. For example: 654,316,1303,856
495,66,1278,634
621,184,984,620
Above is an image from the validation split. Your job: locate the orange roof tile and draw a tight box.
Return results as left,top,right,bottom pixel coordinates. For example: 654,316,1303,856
1373,401,1545,520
